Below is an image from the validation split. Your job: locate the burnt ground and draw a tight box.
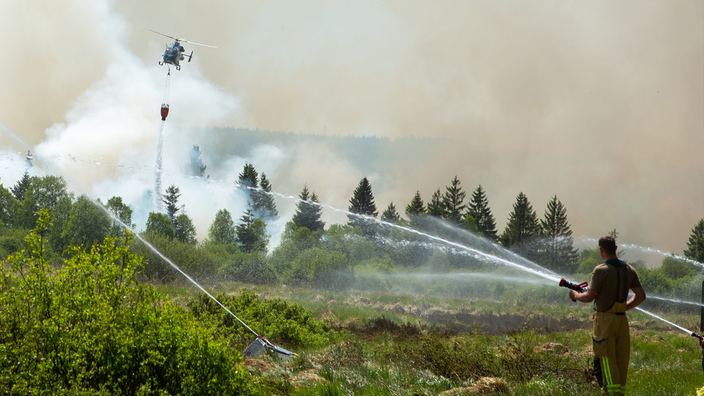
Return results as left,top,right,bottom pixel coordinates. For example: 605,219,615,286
322,295,592,336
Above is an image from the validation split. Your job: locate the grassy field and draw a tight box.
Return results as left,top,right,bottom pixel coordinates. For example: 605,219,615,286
155,281,704,395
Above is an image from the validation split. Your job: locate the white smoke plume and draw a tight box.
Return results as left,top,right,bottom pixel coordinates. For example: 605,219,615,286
0,0,701,257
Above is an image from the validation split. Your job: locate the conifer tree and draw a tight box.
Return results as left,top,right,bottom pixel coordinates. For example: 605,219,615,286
347,177,378,234
539,195,579,273
467,185,497,241
208,209,236,245
405,191,425,217
186,145,207,177
291,184,325,232
237,163,259,207
381,202,400,223
426,189,444,217
255,173,279,222
500,192,541,259
684,219,704,263
11,171,31,201
162,185,181,222
442,176,467,224
236,209,269,253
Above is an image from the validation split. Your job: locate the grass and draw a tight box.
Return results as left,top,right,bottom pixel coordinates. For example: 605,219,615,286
153,281,704,395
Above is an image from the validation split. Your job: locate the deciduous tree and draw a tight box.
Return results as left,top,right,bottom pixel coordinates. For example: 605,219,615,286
106,196,134,237
62,195,111,250
145,212,175,239
208,209,237,245
174,213,197,244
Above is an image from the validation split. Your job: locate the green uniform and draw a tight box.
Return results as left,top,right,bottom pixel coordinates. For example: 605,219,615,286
589,258,641,395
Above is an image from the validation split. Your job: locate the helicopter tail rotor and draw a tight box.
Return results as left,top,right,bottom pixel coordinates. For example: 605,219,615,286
188,51,193,63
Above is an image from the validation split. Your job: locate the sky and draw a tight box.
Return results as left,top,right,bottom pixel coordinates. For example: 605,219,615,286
0,0,701,261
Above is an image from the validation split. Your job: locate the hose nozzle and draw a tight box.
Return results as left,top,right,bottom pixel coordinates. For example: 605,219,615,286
559,278,588,293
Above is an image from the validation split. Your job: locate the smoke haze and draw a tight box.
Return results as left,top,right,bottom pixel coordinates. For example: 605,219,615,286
0,0,701,259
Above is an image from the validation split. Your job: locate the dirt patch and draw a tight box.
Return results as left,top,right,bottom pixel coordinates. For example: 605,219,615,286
318,310,342,328
534,342,570,355
244,358,274,372
291,370,327,386
421,310,591,335
439,377,510,395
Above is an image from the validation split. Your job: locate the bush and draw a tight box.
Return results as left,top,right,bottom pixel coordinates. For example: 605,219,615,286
221,251,278,285
282,248,352,291
0,212,256,395
188,289,338,351
132,232,221,284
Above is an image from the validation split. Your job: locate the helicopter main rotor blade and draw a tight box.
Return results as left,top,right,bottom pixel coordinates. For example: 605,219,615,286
146,28,176,41
180,39,217,49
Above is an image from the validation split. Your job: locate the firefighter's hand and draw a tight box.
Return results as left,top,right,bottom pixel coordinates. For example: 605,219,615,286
569,290,578,302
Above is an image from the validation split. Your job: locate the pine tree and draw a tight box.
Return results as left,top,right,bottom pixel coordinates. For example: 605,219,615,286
426,189,444,217
208,209,236,245
539,195,579,273
11,171,31,201
255,173,279,221
237,163,259,207
442,176,466,224
500,192,541,259
467,185,497,241
236,209,269,253
347,177,378,235
186,145,207,177
684,219,704,263
291,184,325,232
381,202,400,223
162,185,181,222
405,191,425,217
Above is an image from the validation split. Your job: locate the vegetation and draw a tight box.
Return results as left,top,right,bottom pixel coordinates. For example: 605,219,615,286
2,166,704,394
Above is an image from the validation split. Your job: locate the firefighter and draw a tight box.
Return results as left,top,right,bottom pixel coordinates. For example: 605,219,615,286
570,236,646,395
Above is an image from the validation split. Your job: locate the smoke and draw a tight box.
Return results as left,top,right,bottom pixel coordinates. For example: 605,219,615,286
0,1,701,256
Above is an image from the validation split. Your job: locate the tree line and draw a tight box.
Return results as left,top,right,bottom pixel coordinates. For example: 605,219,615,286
1,165,703,292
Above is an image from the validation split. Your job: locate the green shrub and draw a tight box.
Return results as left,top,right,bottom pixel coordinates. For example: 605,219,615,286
221,251,278,284
0,211,256,395
188,289,338,351
281,248,352,291
132,232,221,284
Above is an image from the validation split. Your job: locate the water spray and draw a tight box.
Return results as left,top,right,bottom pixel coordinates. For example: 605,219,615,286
93,200,296,359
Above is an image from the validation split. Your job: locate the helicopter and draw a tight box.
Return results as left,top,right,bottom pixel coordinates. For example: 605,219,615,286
147,29,216,71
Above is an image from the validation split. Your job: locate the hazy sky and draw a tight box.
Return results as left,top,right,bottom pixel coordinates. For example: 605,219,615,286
0,1,701,258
